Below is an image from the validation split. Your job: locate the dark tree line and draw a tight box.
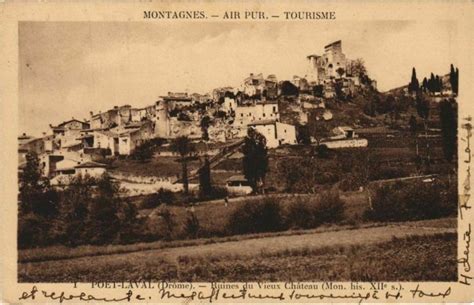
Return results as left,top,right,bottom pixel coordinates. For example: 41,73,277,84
422,73,443,93
409,65,459,95
18,152,139,248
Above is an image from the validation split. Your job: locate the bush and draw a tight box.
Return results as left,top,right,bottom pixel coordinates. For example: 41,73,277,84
226,197,285,235
370,166,410,181
183,212,200,239
155,205,176,241
18,213,51,248
286,191,345,229
198,186,228,201
140,188,175,209
365,180,457,222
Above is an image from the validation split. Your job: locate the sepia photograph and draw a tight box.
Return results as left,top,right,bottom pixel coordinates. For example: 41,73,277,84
17,20,459,283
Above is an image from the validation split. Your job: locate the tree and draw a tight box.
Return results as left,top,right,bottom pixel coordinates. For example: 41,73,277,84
86,174,122,244
184,211,200,239
378,94,396,114
198,156,212,198
171,136,195,195
280,81,299,96
200,115,211,141
242,128,269,193
334,81,345,100
416,94,430,120
408,67,419,94
18,152,59,247
55,174,94,246
19,152,58,217
409,115,418,135
422,77,428,92
336,67,345,78
439,99,458,162
313,85,324,98
450,64,459,95
351,58,367,77
297,124,311,144
435,75,442,92
132,140,155,162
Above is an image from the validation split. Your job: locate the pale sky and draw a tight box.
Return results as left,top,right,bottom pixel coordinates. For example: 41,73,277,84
19,21,458,136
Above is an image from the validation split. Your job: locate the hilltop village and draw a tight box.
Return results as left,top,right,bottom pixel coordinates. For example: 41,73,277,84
19,40,457,197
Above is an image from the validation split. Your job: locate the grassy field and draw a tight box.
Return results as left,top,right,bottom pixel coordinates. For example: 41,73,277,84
173,233,457,282
148,191,369,238
110,156,201,178
19,230,456,282
18,218,456,282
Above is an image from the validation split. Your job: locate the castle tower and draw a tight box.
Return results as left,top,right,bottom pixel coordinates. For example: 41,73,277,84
323,40,346,78
154,100,170,138
306,55,326,84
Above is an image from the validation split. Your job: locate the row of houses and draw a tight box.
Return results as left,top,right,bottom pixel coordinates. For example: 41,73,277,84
22,41,374,184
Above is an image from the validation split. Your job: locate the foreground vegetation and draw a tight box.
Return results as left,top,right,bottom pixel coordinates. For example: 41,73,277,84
174,233,457,282
19,232,457,282
19,150,456,249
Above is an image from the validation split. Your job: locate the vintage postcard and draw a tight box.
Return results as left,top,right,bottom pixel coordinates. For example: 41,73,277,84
0,0,473,303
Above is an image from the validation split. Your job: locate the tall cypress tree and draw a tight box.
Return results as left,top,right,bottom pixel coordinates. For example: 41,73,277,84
422,77,428,92
198,157,212,198
408,67,419,93
242,128,269,193
439,99,457,162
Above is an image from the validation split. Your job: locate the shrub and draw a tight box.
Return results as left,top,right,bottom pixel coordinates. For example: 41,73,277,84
286,191,345,229
183,212,200,239
18,213,51,248
155,205,176,241
141,188,175,209
365,180,457,222
198,186,228,202
226,197,285,235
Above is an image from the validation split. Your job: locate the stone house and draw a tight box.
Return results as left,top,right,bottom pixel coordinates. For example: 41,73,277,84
248,120,297,148
234,103,280,127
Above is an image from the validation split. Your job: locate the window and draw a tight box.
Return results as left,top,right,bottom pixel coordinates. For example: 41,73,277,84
263,113,266,117
273,106,276,113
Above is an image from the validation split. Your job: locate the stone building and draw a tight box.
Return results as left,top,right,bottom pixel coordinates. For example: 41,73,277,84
305,40,348,84
248,120,297,148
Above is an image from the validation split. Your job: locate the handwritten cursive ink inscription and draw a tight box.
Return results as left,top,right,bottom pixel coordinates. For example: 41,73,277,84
461,120,473,219
410,285,451,299
289,289,379,304
19,286,144,303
